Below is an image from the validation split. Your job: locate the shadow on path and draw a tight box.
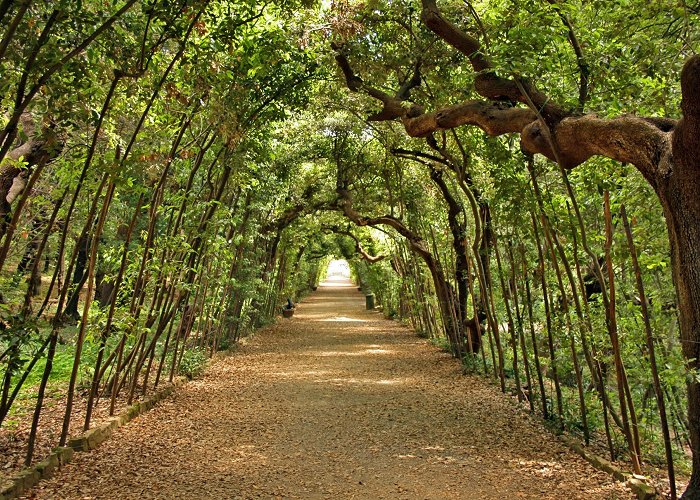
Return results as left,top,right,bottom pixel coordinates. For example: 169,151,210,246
27,277,631,499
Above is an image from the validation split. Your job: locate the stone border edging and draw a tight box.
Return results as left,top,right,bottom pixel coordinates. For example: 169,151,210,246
560,435,658,499
0,376,188,500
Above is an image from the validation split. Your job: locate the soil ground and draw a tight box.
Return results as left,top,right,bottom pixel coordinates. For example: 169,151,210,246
24,276,632,499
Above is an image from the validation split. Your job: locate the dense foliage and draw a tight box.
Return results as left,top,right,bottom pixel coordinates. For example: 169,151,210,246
0,0,698,498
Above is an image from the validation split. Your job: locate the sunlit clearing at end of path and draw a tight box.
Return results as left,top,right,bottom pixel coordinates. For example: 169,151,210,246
327,259,350,278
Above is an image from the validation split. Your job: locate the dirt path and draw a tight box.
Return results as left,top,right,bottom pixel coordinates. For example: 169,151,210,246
26,277,631,499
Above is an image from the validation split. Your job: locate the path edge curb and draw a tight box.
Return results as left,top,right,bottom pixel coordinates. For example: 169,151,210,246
560,435,658,499
0,376,188,500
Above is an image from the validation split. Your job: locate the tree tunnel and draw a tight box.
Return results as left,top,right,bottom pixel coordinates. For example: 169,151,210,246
0,1,698,498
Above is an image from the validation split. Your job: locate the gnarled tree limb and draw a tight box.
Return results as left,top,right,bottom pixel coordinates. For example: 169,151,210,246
402,100,536,137
333,1,676,183
420,0,567,124
521,114,672,182
0,113,62,234
333,44,422,122
337,187,432,261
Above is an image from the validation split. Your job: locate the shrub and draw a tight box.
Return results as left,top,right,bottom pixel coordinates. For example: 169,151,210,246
178,348,208,380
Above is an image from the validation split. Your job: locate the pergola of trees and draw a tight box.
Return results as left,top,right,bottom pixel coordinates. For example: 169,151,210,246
0,1,698,498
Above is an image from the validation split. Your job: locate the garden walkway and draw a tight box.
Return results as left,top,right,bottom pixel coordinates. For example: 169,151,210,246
26,276,631,499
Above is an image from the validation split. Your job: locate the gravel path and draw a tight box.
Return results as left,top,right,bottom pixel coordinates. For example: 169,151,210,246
26,277,631,499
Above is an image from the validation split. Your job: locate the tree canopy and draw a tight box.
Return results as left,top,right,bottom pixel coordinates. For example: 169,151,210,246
0,0,698,497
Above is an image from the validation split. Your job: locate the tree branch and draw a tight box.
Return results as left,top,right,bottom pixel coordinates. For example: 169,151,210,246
333,228,387,263
402,100,536,137
336,187,432,261
334,3,680,184
396,59,422,100
420,0,568,124
333,44,421,121
546,0,589,110
391,147,450,167
333,46,534,136
1,114,62,209
520,106,671,182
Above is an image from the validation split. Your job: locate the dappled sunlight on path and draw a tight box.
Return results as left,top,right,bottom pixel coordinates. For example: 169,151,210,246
319,277,356,287
27,277,631,499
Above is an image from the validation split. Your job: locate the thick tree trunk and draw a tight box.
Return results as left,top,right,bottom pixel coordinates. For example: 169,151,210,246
663,176,700,498
456,251,482,353
661,191,700,498
94,269,115,308
0,118,59,237
665,56,700,499
16,212,46,275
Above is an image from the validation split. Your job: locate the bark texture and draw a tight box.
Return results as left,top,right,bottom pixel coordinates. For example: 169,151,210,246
0,114,60,234
665,56,700,499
